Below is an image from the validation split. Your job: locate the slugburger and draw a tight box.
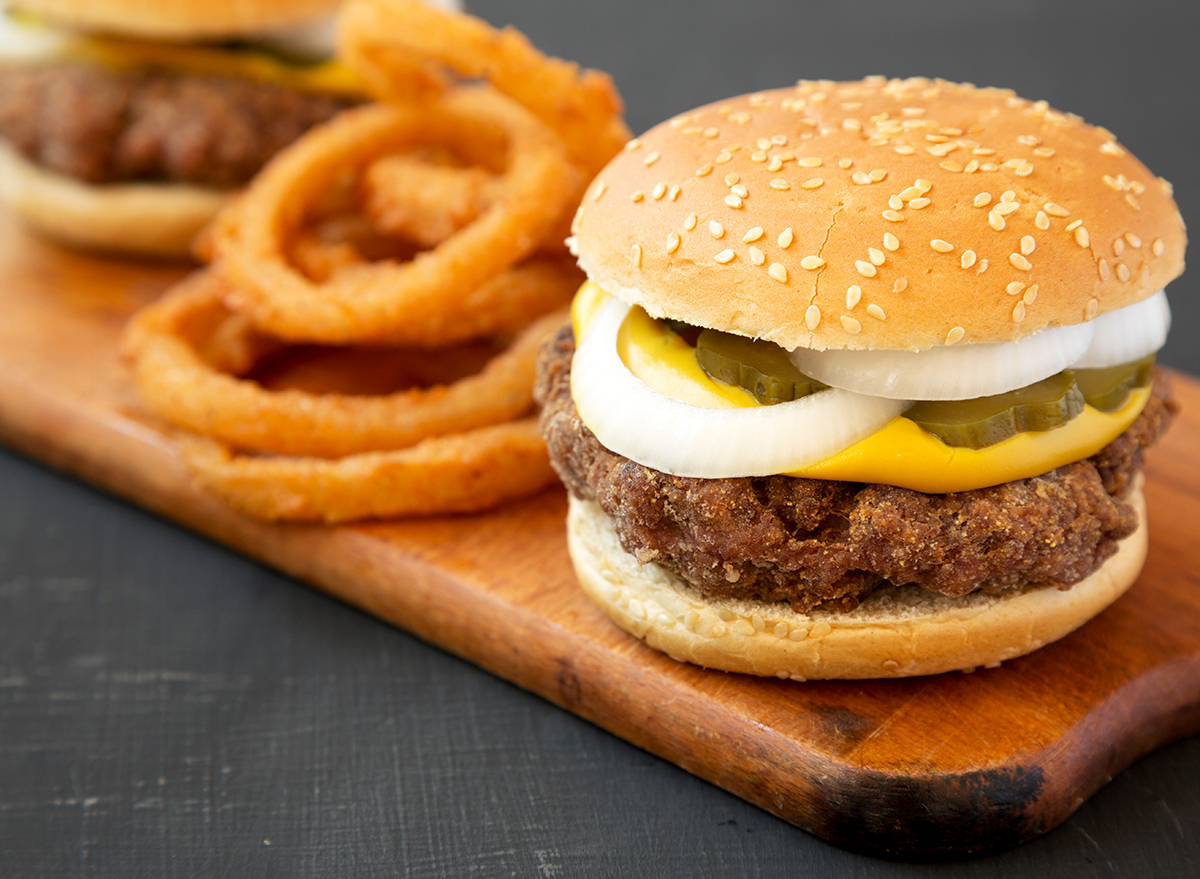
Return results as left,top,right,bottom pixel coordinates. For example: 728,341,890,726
536,77,1184,680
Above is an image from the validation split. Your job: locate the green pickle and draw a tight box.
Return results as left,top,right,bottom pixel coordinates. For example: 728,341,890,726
906,372,1085,449
695,329,826,405
1074,354,1156,412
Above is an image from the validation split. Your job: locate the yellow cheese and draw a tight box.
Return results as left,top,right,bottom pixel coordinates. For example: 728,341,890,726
575,283,1149,493
65,33,364,97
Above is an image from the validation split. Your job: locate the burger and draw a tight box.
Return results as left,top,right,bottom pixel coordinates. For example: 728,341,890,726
0,0,368,257
536,77,1184,680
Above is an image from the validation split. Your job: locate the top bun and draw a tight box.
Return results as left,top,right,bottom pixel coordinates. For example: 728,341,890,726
570,77,1187,352
11,0,343,40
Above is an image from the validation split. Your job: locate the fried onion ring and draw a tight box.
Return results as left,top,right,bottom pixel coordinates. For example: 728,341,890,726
178,418,556,523
122,270,571,458
337,0,631,177
363,154,500,248
211,86,583,345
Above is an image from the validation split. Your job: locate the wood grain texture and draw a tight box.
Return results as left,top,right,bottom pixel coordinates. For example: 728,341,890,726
1,212,1198,858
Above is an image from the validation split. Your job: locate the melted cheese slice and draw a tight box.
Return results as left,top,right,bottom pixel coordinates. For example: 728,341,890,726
572,283,1149,493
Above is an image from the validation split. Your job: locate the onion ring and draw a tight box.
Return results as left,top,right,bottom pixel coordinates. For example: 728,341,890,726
211,86,583,345
122,270,571,458
337,0,631,177
178,418,557,523
363,154,499,249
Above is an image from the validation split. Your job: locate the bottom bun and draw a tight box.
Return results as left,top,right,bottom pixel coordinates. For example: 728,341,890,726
0,141,228,258
566,483,1148,680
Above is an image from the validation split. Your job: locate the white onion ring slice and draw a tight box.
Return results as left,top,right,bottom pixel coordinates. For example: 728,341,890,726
1073,291,1171,369
571,298,907,478
788,321,1095,401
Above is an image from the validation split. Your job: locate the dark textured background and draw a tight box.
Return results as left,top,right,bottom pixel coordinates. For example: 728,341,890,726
2,0,1198,875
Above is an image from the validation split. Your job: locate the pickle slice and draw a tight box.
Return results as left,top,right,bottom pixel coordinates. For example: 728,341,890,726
695,329,826,405
906,372,1085,449
1073,355,1155,412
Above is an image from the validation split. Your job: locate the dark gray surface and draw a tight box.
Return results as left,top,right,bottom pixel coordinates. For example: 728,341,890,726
3,0,1200,875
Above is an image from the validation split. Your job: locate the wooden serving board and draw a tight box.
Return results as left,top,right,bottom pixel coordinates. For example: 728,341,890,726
2,211,1199,859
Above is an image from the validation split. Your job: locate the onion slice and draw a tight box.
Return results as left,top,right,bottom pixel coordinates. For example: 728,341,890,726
788,321,1095,401
1073,290,1171,368
571,298,908,478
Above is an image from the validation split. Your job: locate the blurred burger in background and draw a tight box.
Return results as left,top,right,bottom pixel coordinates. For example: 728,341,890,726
0,0,390,257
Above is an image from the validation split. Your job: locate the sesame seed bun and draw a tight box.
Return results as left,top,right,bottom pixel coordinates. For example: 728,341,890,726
10,0,343,40
570,77,1187,353
0,140,226,258
567,486,1147,680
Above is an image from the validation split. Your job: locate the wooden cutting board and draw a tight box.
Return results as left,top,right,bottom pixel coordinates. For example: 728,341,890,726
2,211,1199,859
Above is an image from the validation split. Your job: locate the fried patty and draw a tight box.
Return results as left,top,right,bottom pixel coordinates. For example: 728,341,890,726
535,322,1178,613
0,63,355,188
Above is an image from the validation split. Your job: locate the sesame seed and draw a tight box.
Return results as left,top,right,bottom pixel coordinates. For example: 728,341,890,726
805,305,821,330
946,326,965,344
1086,298,1100,320
867,303,887,320
712,624,727,637
1153,238,1165,256
893,144,916,155
973,193,993,208
1024,284,1039,304
838,157,854,169
1035,210,1050,230
668,184,681,201
666,232,681,254
843,118,862,132
743,226,764,243
960,250,977,269
1018,134,1041,146
883,232,899,251
893,277,908,292
632,190,644,202
916,178,932,193
909,197,931,209
841,315,863,333
852,171,872,185
1126,194,1141,210
778,228,794,248
751,150,768,162
1010,253,1033,271
592,181,607,201
696,163,713,177
684,213,698,231
769,262,788,282
870,169,888,181
715,150,733,164
846,285,862,308
1098,258,1110,281
1015,162,1034,177
644,150,660,166
973,147,996,155
941,161,964,172
900,185,923,200
734,619,755,636
855,260,878,277
1100,141,1125,156
774,622,789,639
1114,239,1126,257
725,194,744,208
1044,203,1069,217
756,137,771,150
1117,262,1131,282
930,239,953,253
1074,226,1090,247
772,134,788,145
801,177,824,189
652,182,667,200
989,211,1006,231
684,610,699,629
1125,232,1142,248
709,221,725,238
981,162,999,171
1006,281,1026,295
731,184,749,197
888,194,905,210
869,247,886,266
1021,235,1036,255
714,249,736,264
624,138,641,151
1013,301,1027,322
882,210,904,222
724,172,740,186
978,259,989,273
798,156,823,167
768,157,783,172
770,178,791,190
1001,190,1016,203
994,202,1020,216
630,244,642,267
1066,219,1082,231
800,255,825,270
703,127,719,138
749,246,765,265
1033,147,1055,157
